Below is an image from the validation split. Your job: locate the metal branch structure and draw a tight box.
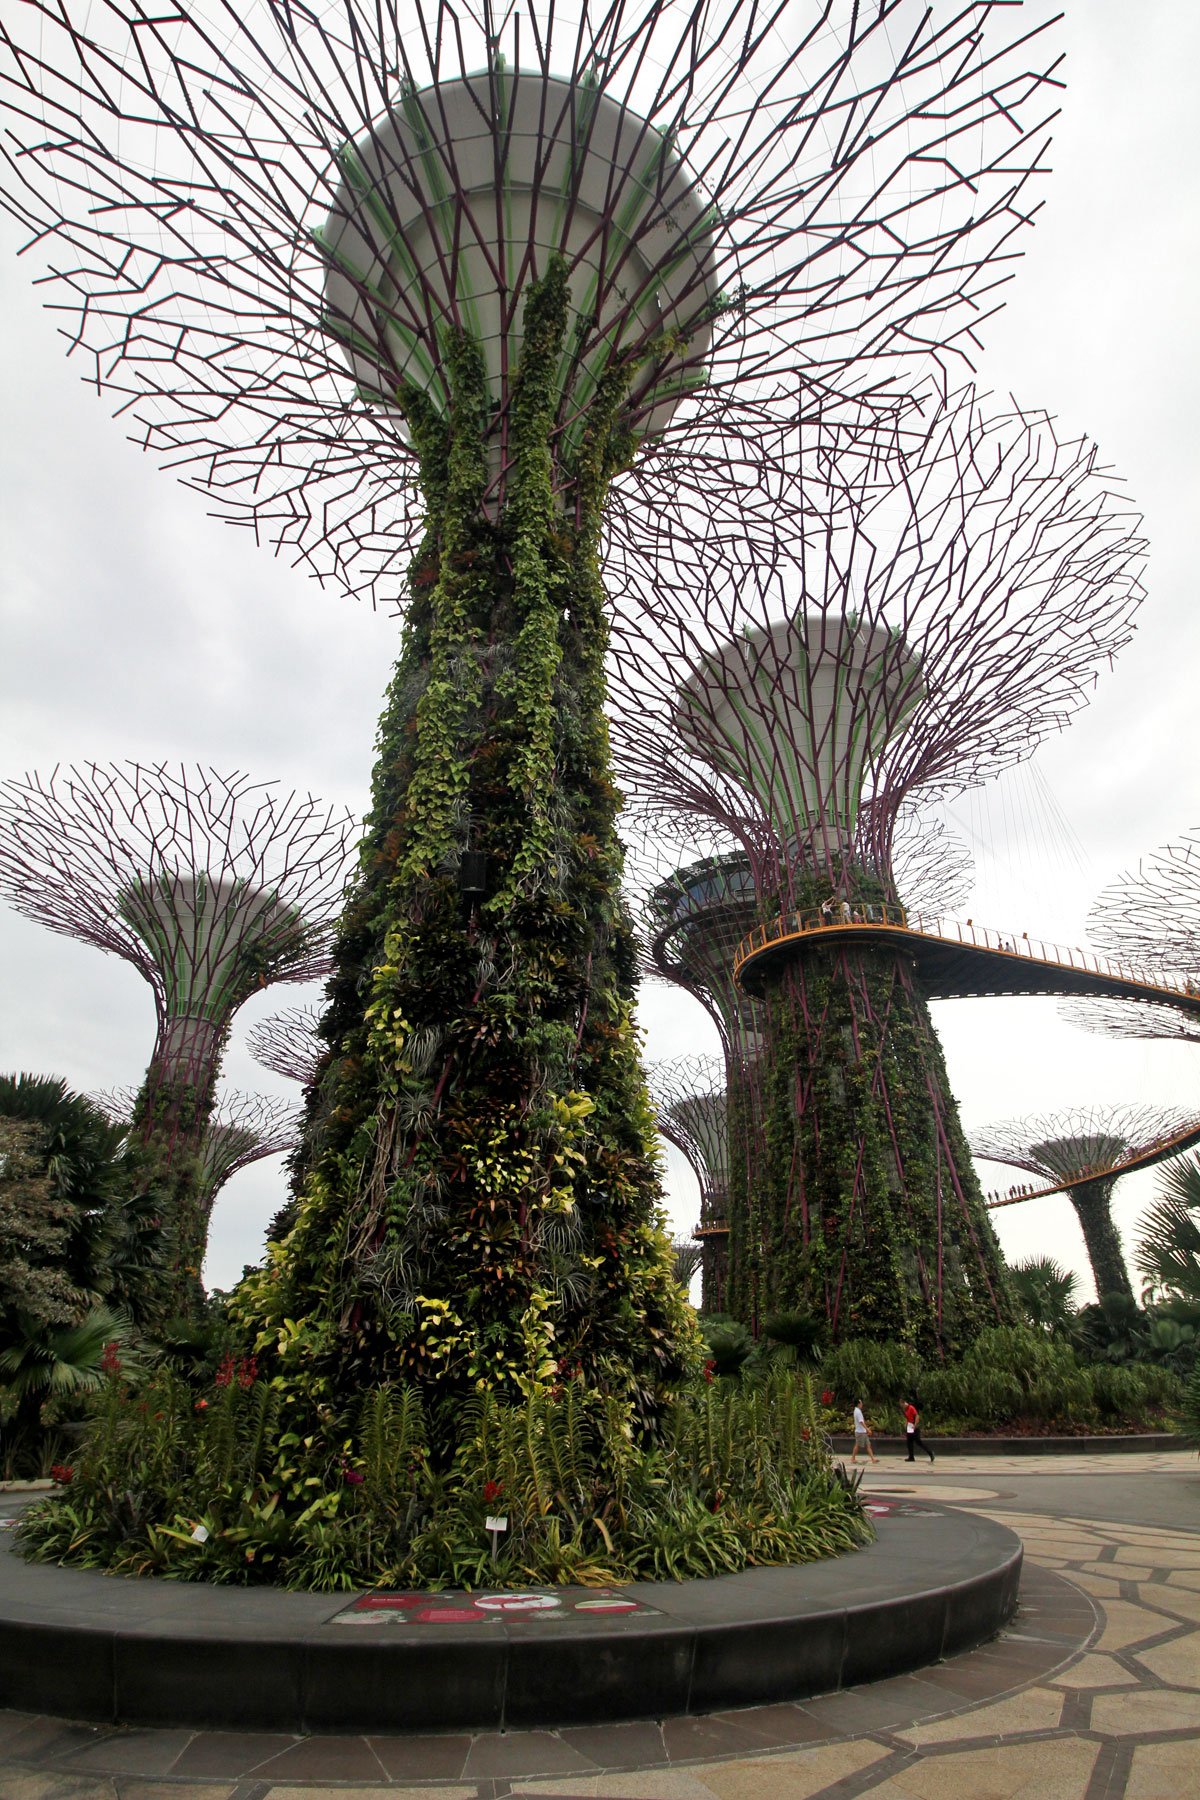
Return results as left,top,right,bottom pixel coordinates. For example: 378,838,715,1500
608,389,1145,1352
970,1105,1200,1303
1058,997,1200,1048
0,1,1063,607
246,1005,326,1087
648,1056,731,1311
1088,832,1200,978
0,764,353,1312
94,1085,302,1219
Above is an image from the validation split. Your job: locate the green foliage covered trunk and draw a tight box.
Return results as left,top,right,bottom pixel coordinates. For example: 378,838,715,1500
731,870,1013,1356
241,262,695,1437
1069,1180,1135,1304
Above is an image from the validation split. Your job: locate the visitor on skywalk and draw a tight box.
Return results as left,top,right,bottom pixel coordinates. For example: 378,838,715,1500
903,1398,935,1463
839,898,853,924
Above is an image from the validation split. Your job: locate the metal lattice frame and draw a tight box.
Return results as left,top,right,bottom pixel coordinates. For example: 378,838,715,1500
971,1104,1200,1302
1058,997,1200,1047
609,388,1146,895
648,1054,730,1312
0,2,1064,607
246,1004,326,1086
1088,832,1200,977
93,1085,302,1208
0,764,354,1138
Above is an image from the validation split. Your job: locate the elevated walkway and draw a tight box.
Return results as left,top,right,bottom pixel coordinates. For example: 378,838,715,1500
734,905,1200,1014
983,1113,1200,1209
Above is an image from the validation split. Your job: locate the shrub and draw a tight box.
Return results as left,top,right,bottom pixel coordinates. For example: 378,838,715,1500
16,1365,870,1590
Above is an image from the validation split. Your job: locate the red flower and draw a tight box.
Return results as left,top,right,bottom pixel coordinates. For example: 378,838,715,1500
213,1353,236,1389
194,1399,209,1412
49,1464,74,1484
820,1388,834,1407
703,1359,716,1384
237,1355,258,1389
709,1489,724,1513
482,1479,503,1504
99,1341,122,1376
342,1466,365,1486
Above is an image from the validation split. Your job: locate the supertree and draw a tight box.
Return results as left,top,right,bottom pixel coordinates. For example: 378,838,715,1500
1058,997,1200,1047
246,1006,326,1088
647,1056,731,1312
94,1086,301,1222
609,389,1146,1352
1087,832,1200,977
970,1105,1200,1303
0,2,1066,1427
0,764,353,1313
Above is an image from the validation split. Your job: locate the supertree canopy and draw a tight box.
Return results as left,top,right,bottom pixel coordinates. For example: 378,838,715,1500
1058,997,1200,1048
0,764,353,1312
1087,832,1200,976
970,1105,1200,1303
606,389,1145,1352
648,1055,732,1312
94,1085,302,1223
246,1005,326,1088
0,1,1064,605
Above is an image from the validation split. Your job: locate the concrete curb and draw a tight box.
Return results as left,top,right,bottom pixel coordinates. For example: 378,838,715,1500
0,1504,1021,1733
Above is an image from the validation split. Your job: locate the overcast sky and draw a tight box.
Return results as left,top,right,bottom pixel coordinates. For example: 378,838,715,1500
1,1,1197,1306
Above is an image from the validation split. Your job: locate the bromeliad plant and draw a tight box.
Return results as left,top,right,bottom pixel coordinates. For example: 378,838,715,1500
17,1364,869,1589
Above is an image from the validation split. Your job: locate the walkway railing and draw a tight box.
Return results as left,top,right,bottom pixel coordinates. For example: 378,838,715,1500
983,1115,1200,1209
733,903,1198,1005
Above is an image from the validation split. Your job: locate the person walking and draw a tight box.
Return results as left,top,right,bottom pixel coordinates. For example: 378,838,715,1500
850,1399,878,1465
903,1397,935,1463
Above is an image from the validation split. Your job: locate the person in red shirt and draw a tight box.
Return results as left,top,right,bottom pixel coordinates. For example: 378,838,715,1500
904,1398,935,1463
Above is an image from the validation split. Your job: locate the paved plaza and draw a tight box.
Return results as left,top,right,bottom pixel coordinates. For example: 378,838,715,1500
0,1451,1196,1800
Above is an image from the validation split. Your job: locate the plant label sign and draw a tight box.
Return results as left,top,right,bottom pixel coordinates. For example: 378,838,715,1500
485,1515,508,1532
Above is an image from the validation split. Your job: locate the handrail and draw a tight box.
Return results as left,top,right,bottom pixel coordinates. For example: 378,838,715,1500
732,903,1200,1006
983,1115,1200,1209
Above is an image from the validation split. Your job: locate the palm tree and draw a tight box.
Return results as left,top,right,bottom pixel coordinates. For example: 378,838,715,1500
1010,1258,1079,1335
0,1305,136,1476
1136,1155,1200,1304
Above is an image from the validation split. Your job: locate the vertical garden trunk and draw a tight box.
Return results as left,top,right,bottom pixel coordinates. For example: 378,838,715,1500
742,877,1013,1355
1069,1179,1135,1303
239,266,694,1434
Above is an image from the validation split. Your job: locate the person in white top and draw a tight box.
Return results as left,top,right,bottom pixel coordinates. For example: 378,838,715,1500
850,1399,877,1464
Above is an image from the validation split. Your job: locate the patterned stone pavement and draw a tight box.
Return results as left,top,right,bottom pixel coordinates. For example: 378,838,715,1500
1,1452,1197,1800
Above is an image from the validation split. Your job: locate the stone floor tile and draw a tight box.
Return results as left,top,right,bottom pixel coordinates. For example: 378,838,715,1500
116,1786,235,1800
1048,1653,1138,1689
1090,1688,1200,1735
1092,1602,1168,1652
1114,1545,1200,1566
0,1777,119,1800
1137,1584,1200,1622
556,1718,670,1769
1132,1637,1200,1687
1124,1736,1200,1800
463,1730,595,1779
366,1731,474,1781
867,1737,1098,1799
1166,1571,1200,1591
263,1789,474,1800
247,1736,388,1782
895,1686,1064,1746
1061,1571,1123,1598
662,1716,795,1764
166,1731,297,1778
54,1730,195,1777
697,1740,888,1799
1079,1561,1155,1581
510,1772,718,1798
